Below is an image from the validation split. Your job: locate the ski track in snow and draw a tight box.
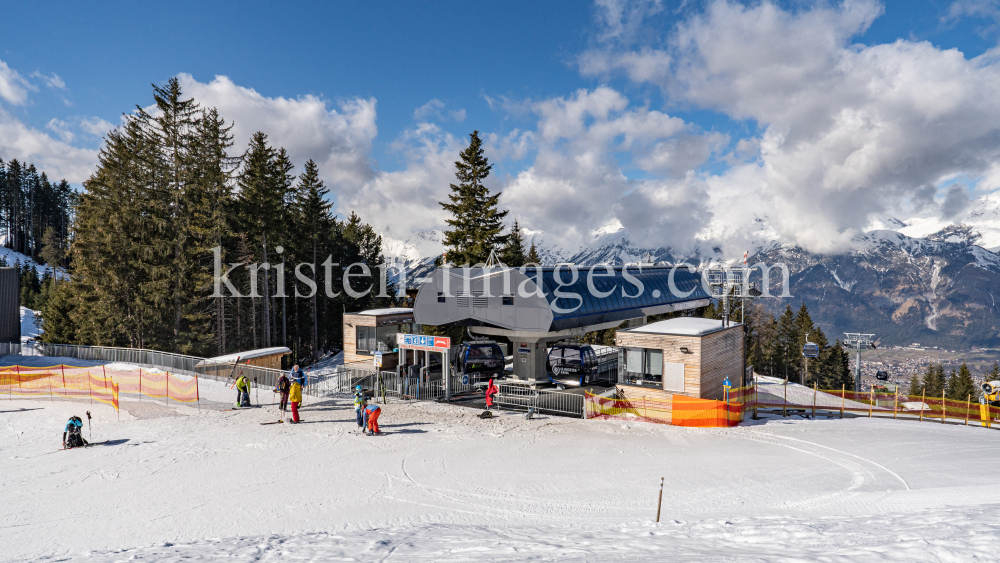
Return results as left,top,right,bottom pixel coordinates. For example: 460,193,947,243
3,357,1000,562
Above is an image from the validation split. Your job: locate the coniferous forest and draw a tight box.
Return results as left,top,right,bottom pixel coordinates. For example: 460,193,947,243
15,79,395,364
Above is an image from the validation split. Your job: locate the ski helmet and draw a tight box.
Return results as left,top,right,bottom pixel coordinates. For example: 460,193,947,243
356,385,362,391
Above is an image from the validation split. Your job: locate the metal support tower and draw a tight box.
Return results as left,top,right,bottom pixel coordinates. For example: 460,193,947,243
706,261,760,327
843,333,875,393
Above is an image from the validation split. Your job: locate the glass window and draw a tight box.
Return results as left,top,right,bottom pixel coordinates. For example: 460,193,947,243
502,295,514,305
356,326,372,353
647,350,663,376
437,292,445,303
376,324,401,352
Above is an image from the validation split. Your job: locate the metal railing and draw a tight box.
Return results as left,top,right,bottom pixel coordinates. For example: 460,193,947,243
0,342,21,357
27,342,587,417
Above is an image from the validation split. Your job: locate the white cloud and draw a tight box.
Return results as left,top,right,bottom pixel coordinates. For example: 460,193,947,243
0,108,98,182
0,60,36,105
31,71,66,90
413,99,466,122
45,118,74,143
79,116,114,136
176,74,377,191
578,0,1000,253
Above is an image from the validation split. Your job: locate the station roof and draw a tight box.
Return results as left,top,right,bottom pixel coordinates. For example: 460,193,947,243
621,317,741,337
197,347,291,366
413,266,712,334
351,308,414,317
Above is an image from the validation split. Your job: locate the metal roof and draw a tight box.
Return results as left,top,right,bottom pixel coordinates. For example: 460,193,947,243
413,266,711,334
621,317,740,337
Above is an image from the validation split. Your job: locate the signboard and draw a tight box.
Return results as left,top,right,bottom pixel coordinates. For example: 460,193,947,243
462,375,470,385
373,351,383,368
399,334,451,351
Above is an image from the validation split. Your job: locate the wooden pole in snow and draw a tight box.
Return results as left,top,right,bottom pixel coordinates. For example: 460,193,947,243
655,477,664,523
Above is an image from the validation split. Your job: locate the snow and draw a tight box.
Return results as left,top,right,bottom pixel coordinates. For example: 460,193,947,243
19,306,41,342
4,356,1000,562
622,317,738,336
196,347,291,365
356,307,414,316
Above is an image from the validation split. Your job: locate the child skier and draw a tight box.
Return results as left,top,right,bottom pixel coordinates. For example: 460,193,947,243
363,403,381,435
62,416,89,449
353,385,366,428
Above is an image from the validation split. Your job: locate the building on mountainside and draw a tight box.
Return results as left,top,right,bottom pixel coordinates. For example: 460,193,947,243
342,308,415,370
195,347,292,377
616,317,745,401
0,268,18,343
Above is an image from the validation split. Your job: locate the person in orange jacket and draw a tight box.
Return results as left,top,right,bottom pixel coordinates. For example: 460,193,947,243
362,403,381,435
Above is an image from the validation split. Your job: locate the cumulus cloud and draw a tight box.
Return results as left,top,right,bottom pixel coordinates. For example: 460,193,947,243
0,108,98,182
31,71,66,90
176,74,377,191
0,60,36,105
45,118,74,143
501,87,713,251
579,0,1000,253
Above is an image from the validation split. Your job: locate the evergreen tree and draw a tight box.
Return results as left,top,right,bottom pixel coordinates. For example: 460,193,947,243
500,219,526,267
774,304,798,381
946,362,979,402
922,364,947,398
526,241,541,265
907,371,924,397
39,279,76,343
439,131,509,265
292,159,333,362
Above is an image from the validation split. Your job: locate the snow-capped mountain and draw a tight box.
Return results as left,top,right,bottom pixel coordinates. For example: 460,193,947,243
381,195,1000,348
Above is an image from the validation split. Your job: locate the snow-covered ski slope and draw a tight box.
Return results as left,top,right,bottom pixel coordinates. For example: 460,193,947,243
2,356,1000,562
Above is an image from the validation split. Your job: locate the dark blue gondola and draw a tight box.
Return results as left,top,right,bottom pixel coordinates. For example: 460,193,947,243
802,342,820,358
453,341,505,383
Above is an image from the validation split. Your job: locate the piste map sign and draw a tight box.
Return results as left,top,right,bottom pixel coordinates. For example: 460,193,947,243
399,334,451,351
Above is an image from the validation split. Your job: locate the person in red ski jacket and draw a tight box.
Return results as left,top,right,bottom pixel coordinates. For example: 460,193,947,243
485,378,499,410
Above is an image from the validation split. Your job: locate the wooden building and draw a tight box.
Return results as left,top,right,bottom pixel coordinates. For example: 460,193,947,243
196,347,291,377
342,308,414,369
615,317,744,401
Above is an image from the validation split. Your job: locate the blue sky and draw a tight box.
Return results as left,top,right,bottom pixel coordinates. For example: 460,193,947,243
2,0,1000,254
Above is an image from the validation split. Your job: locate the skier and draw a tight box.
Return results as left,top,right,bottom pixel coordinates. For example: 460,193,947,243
353,385,367,428
363,403,381,435
62,416,89,449
289,372,303,423
276,372,291,420
235,373,251,408
479,378,499,419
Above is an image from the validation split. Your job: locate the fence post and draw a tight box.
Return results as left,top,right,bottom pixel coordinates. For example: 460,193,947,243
196,373,200,413
783,376,787,417
966,393,970,426
869,387,873,418
920,390,925,422
840,384,844,419
941,389,945,424
812,381,816,419
893,388,897,419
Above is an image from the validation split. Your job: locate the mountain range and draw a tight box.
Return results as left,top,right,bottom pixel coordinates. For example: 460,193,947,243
381,193,1000,349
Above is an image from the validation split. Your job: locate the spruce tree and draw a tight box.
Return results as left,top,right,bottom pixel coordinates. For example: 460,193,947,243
946,362,978,401
774,305,798,380
922,364,947,398
500,219,526,267
907,371,924,397
439,131,510,265
527,242,541,265
293,159,333,362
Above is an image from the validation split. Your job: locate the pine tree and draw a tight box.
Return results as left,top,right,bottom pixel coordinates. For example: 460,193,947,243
39,279,76,343
439,131,509,265
293,159,333,362
922,364,947,398
774,305,797,381
526,241,541,265
907,371,924,397
946,362,979,402
500,219,526,267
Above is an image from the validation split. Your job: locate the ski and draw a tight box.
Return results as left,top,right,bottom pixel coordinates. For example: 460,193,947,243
260,420,283,425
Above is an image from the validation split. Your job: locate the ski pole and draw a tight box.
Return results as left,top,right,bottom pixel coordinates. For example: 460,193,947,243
86,411,92,441
254,378,258,405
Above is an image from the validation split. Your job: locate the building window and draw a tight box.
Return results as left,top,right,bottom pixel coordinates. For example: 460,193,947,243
502,295,514,306
437,292,445,303
625,347,664,386
356,326,376,355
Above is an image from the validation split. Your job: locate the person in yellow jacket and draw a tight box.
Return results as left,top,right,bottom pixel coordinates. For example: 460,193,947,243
235,374,251,408
289,377,303,423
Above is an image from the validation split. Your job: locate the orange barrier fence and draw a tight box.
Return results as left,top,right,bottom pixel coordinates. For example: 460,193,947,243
754,381,1000,426
0,364,200,411
585,387,746,428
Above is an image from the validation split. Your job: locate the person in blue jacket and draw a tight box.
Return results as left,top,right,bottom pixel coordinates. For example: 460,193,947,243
62,416,88,448
362,403,381,435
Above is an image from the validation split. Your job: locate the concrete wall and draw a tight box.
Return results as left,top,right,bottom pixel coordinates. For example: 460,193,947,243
615,325,744,400
0,268,18,343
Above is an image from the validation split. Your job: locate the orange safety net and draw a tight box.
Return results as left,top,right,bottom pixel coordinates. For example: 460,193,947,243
671,395,741,428
0,365,199,408
585,388,749,428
